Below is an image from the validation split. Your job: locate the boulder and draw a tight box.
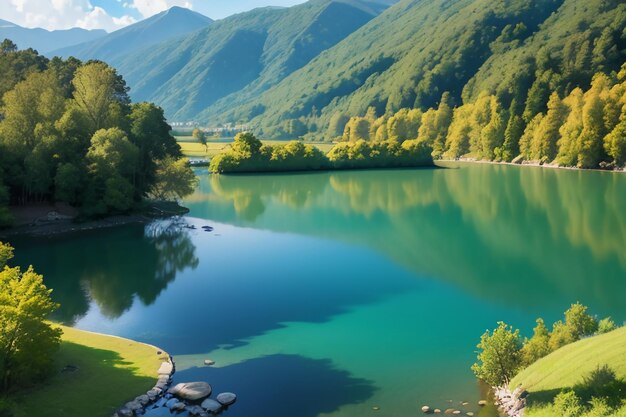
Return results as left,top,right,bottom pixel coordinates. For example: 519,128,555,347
135,395,150,406
421,405,432,413
434,409,441,414
216,392,237,406
125,400,143,412
204,359,215,366
157,362,174,375
201,398,222,413
117,408,133,417
186,405,207,416
169,382,212,401
478,400,487,406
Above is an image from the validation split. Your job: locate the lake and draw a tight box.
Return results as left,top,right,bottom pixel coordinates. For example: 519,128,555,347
9,162,626,417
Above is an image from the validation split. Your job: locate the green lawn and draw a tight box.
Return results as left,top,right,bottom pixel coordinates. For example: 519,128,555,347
176,137,335,158
510,327,626,416
12,325,166,417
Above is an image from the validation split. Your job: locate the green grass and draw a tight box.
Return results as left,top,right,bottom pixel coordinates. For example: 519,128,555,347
11,325,167,417
510,327,626,416
176,137,335,158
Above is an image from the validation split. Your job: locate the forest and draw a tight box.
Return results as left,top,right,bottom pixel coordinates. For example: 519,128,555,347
334,66,626,169
0,40,195,228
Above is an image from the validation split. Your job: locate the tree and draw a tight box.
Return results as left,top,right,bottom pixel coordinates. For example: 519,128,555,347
150,157,197,201
597,317,617,334
192,128,207,152
444,104,473,158
549,320,575,351
70,62,129,136
472,322,523,386
0,243,61,391
85,128,139,214
556,88,585,166
500,99,524,161
530,92,567,162
327,112,349,139
563,302,598,339
521,318,551,366
231,132,262,158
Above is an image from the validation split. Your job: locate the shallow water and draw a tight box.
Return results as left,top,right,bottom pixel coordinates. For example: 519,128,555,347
10,162,626,417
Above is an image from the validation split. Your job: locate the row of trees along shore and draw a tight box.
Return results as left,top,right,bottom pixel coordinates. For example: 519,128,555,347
328,64,626,170
209,132,433,173
0,39,196,228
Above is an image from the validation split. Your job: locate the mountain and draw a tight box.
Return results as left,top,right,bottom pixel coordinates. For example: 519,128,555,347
113,0,394,121
51,7,213,63
0,19,106,54
206,0,625,137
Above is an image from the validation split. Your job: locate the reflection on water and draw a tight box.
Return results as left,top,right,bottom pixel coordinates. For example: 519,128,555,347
188,163,626,315
7,163,626,417
10,219,199,324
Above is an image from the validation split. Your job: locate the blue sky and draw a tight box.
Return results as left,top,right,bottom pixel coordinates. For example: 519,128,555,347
0,0,307,31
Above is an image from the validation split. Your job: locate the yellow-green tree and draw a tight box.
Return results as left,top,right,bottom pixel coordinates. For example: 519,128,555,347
0,242,61,391
530,92,568,162
556,88,585,166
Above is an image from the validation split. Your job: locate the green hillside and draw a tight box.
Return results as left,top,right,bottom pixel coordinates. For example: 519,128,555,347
511,327,626,393
114,0,391,121
212,0,624,138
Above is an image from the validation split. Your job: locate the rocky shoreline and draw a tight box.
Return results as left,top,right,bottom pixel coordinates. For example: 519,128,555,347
113,355,238,417
492,386,528,417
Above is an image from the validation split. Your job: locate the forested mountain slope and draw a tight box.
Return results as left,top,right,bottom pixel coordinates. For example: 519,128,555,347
0,19,105,54
50,7,213,64
114,0,393,121
215,0,625,139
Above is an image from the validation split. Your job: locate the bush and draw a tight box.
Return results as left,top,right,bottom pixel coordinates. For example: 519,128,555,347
597,318,617,335
553,390,584,417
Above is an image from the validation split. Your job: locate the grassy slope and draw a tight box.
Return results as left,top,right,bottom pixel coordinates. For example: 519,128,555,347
510,327,626,392
13,325,166,417
510,327,626,416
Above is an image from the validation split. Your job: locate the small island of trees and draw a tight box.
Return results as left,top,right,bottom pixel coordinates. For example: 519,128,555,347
209,132,433,173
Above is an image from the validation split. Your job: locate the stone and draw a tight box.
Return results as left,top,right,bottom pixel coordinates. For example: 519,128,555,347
466,413,474,416
434,409,441,414
201,399,222,413
135,395,150,406
216,392,237,406
461,402,468,406
117,408,133,417
204,359,215,366
157,362,174,375
125,400,143,412
169,382,212,401
186,405,206,416
154,397,167,407
166,398,179,408
421,405,432,413
372,406,380,411
453,411,461,415
478,400,487,406
444,410,455,414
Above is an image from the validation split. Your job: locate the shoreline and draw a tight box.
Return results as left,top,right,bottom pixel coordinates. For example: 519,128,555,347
437,158,626,173
0,202,189,239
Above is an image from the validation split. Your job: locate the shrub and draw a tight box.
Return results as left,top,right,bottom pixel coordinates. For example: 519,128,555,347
553,390,584,417
597,317,617,335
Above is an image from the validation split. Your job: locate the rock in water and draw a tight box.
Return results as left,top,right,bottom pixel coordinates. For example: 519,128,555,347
169,382,212,401
478,400,487,406
216,392,237,406
201,398,223,413
421,405,432,413
204,359,215,366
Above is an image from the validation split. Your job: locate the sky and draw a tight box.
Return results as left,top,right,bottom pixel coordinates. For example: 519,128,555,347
0,0,307,32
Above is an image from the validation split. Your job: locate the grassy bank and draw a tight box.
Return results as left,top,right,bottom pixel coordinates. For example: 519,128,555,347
10,325,166,417
510,327,626,416
176,137,335,158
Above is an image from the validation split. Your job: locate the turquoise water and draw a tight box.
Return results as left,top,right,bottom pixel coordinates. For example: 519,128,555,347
10,162,626,417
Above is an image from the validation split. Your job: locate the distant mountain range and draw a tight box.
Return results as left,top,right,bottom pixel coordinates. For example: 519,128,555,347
50,7,214,64
0,19,105,54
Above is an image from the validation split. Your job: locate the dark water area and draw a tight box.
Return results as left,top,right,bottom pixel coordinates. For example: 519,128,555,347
9,162,626,417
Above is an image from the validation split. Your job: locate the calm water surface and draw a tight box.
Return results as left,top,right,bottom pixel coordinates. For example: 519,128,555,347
10,162,626,417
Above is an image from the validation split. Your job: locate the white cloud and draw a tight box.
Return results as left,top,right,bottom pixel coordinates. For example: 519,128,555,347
0,0,136,31
130,0,193,18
